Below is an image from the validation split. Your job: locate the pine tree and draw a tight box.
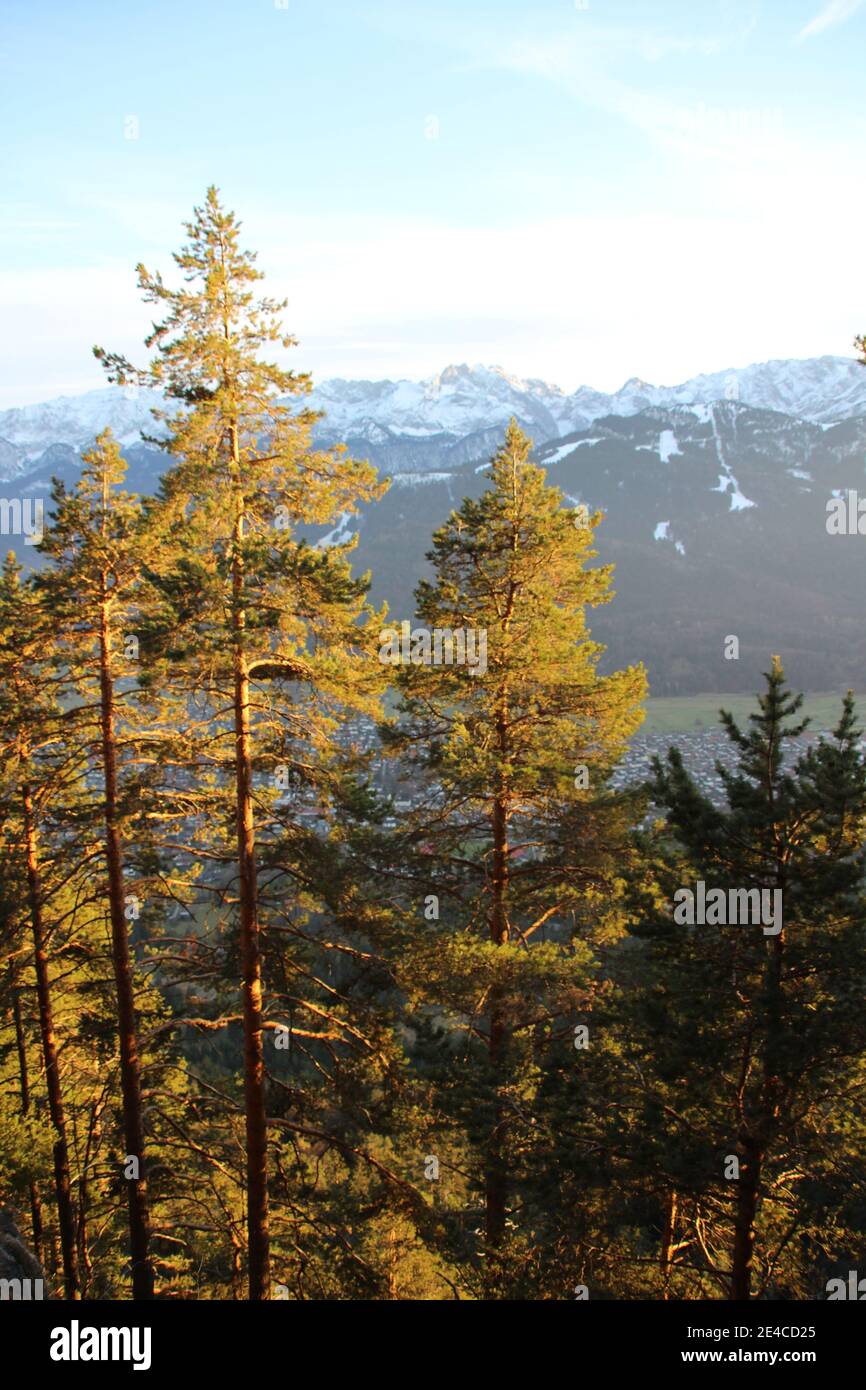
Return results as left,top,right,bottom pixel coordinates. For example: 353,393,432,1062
0,557,80,1297
95,187,386,1298
381,420,646,1291
628,661,866,1299
36,430,155,1298
0,876,46,1268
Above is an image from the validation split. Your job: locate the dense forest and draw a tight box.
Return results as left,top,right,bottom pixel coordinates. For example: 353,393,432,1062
2,189,865,1302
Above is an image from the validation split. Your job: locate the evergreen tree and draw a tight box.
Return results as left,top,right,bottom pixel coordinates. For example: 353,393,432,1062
0,875,47,1270
627,661,866,1299
0,557,80,1297
95,187,386,1298
381,420,646,1292
36,430,155,1297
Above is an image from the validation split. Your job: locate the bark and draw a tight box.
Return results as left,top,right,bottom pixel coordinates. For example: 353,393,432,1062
660,1189,678,1298
97,583,154,1299
730,1140,762,1300
230,421,270,1300
22,782,79,1298
76,1131,94,1297
11,973,44,1266
485,784,509,1255
729,702,783,1302
484,523,519,1274
730,933,781,1300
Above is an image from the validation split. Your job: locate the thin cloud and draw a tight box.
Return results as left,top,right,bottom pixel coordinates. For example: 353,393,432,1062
470,33,786,169
797,0,864,40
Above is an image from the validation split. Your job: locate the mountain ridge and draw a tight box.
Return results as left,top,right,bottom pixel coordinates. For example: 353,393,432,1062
1,393,864,696
2,354,864,473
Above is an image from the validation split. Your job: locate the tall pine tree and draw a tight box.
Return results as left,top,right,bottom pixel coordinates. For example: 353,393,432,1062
95,187,386,1298
36,430,155,1298
382,421,646,1292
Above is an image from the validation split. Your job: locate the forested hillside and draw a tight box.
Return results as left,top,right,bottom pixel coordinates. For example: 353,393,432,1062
2,191,865,1303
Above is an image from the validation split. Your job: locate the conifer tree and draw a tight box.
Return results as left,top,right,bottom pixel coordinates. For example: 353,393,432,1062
628,661,866,1299
382,420,646,1291
0,558,80,1297
95,187,386,1298
0,878,46,1268
36,430,154,1298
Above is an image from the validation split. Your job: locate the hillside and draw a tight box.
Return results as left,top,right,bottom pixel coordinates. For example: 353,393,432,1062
2,360,865,695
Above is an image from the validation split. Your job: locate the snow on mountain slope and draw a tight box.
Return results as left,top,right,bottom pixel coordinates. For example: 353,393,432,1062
311,363,568,442
311,356,866,442
0,387,165,461
672,356,866,425
658,429,681,463
2,356,865,474
3,389,865,697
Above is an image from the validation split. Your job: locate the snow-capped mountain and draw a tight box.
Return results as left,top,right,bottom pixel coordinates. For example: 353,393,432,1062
1,356,865,476
345,398,866,698
310,363,573,443
2,384,864,697
0,387,165,472
594,356,866,428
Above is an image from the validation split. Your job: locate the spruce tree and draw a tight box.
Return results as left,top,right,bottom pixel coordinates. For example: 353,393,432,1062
628,661,866,1299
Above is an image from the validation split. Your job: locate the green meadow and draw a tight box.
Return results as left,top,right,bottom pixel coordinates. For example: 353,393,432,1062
642,692,866,734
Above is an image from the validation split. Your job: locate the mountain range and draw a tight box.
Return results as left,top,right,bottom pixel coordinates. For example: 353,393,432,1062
1,355,864,699
3,354,866,472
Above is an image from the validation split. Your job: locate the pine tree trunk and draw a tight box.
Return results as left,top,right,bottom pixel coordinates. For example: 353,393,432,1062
660,1189,678,1298
11,973,44,1265
484,539,519,1279
22,781,79,1299
485,697,510,1264
230,430,270,1301
730,1140,761,1300
98,593,154,1299
731,909,781,1302
77,1164,93,1297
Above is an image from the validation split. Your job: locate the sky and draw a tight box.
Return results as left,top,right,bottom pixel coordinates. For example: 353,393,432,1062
1,0,865,405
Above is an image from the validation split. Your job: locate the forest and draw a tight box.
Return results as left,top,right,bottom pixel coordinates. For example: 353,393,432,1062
2,189,865,1302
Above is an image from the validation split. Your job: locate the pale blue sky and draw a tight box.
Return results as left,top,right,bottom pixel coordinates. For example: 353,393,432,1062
2,0,865,404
